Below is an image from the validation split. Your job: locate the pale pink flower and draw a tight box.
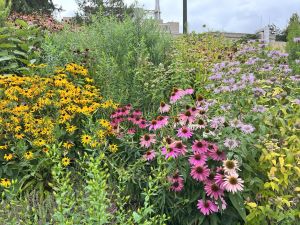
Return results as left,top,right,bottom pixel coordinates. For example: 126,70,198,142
240,124,255,134
127,128,136,135
156,116,169,128
224,138,239,149
148,120,160,130
143,150,156,161
221,174,244,193
132,109,142,116
179,110,195,124
159,102,171,113
140,134,156,148
223,159,240,175
208,148,226,161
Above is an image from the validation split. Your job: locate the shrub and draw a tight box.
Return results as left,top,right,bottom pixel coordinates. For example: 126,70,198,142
41,13,172,107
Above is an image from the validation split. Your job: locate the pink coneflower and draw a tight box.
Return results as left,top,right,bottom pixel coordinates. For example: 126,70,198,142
168,174,184,192
184,88,194,95
208,148,226,161
221,174,244,193
170,89,184,104
207,143,218,152
190,165,210,181
192,140,208,153
127,114,135,122
215,172,225,186
223,159,240,175
132,109,142,116
140,134,156,148
224,138,239,149
132,116,142,125
148,120,160,130
161,146,180,159
159,101,171,113
204,183,224,200
170,141,187,155
143,150,156,161
127,128,136,135
157,116,169,128
197,199,218,215
177,126,193,139
138,120,147,129
179,110,195,124
240,124,255,134
188,152,207,166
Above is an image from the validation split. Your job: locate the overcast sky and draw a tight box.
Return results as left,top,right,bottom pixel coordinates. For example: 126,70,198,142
52,0,300,33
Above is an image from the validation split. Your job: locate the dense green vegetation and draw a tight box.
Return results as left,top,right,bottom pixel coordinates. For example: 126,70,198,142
0,4,299,225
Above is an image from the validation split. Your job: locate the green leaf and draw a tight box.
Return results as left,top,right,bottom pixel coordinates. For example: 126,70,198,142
0,43,16,48
229,193,246,221
0,55,15,62
15,19,29,28
132,211,142,223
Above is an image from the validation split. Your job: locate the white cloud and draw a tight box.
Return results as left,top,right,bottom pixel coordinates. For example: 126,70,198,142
54,0,300,33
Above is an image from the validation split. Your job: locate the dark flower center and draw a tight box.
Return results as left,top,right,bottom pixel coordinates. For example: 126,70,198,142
208,144,213,150
174,118,179,123
211,184,219,192
185,111,191,117
173,174,179,179
146,151,152,155
194,154,201,160
197,95,204,102
157,116,164,121
186,105,191,110
182,128,188,133
229,177,238,185
196,166,203,173
216,150,223,156
198,119,204,125
196,142,203,148
204,202,210,208
144,135,150,141
175,142,183,149
166,137,172,144
151,120,157,125
208,173,215,180
225,160,235,169
173,181,179,188
160,102,166,107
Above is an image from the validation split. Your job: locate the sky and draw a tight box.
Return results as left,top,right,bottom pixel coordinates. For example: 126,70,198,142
52,0,300,33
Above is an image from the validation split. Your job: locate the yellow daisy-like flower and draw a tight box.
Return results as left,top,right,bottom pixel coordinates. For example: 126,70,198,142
109,144,118,153
42,147,49,153
0,178,11,188
4,153,13,161
62,157,71,166
66,124,77,133
0,145,8,150
99,119,111,128
24,151,34,160
81,134,92,145
15,133,24,139
97,130,106,139
33,139,46,147
63,141,74,150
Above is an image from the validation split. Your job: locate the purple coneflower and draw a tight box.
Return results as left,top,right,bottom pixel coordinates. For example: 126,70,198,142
156,116,169,128
127,128,136,135
143,150,156,161
208,148,226,161
138,120,147,129
148,120,160,130
177,126,193,139
168,174,184,192
204,182,224,200
161,146,180,159
140,134,156,148
170,141,187,155
190,165,210,181
192,140,208,153
132,109,142,116
188,152,207,166
159,101,171,113
179,110,195,124
197,199,218,215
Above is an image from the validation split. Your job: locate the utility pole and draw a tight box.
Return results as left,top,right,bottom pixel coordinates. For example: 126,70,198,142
183,0,187,34
155,0,161,20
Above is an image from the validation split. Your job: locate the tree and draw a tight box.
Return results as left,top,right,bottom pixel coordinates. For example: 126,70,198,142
76,0,133,20
0,0,11,26
10,0,58,14
286,13,300,62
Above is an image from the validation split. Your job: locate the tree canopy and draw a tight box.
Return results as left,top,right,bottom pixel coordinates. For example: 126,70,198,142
10,0,58,14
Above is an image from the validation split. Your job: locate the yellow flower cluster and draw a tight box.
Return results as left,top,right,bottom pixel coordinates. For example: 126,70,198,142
0,63,117,175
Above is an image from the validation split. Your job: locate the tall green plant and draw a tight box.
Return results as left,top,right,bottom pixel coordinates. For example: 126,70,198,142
0,0,11,26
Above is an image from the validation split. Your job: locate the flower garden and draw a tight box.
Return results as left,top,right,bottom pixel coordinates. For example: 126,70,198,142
0,2,299,225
